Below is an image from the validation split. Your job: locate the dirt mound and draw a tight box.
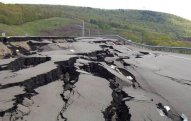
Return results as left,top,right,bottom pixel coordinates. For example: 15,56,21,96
0,41,31,59
10,42,31,51
0,42,12,58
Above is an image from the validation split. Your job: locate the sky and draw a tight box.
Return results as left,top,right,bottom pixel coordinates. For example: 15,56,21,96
1,0,191,20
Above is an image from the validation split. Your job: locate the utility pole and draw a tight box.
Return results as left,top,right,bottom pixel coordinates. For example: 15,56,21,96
82,20,85,37
186,24,188,41
141,32,143,43
89,29,91,37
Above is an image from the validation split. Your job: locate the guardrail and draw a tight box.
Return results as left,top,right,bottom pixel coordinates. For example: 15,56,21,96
0,36,76,42
92,35,191,54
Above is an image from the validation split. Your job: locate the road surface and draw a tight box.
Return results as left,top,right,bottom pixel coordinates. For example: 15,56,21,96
0,37,190,121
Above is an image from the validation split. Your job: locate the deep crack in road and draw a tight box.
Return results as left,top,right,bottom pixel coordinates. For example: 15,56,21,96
0,37,190,121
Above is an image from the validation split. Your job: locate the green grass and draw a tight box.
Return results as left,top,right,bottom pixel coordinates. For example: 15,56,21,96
0,17,77,36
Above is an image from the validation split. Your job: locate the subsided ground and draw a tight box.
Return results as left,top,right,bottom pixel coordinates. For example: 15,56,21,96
0,37,190,121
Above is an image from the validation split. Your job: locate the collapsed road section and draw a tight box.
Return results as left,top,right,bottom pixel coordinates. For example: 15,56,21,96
0,37,188,121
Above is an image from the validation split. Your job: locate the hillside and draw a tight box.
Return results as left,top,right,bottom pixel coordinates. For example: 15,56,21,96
1,3,191,47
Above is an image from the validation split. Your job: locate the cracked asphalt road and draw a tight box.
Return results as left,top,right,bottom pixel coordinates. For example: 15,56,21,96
124,51,191,119
0,37,190,121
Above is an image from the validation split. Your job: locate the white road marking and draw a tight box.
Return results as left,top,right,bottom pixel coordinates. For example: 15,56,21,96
169,55,191,61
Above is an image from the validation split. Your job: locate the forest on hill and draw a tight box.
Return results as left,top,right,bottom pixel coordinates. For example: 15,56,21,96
1,3,191,47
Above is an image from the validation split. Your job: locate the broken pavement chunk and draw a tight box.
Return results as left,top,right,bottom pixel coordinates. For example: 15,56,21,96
16,104,30,115
22,98,34,107
164,106,170,112
157,103,168,116
110,65,116,70
181,113,188,121
126,76,133,80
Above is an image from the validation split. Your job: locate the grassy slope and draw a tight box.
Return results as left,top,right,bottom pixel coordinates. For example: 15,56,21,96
1,4,191,47
0,17,78,35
